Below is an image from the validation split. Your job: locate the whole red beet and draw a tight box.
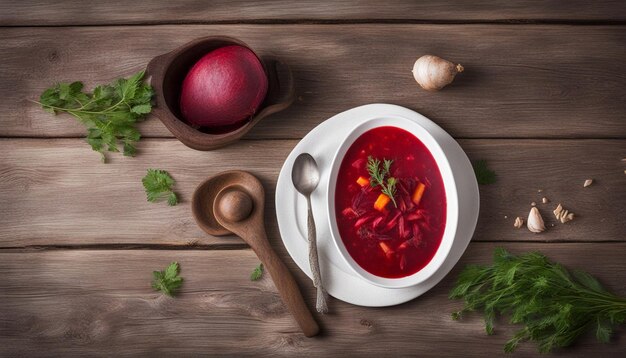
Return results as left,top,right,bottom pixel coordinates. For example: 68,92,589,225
180,45,268,129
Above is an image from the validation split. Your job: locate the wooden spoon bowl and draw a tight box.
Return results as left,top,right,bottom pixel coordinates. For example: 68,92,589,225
191,170,251,236
191,170,319,337
147,36,295,151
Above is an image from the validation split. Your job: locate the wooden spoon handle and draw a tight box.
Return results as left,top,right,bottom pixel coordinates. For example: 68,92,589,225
250,231,319,337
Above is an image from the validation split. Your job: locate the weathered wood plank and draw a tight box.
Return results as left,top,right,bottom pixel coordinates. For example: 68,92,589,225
1,139,624,247
0,243,624,356
1,1,625,26
2,25,626,139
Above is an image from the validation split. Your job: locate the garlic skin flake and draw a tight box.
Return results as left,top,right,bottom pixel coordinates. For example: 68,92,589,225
527,207,546,233
514,216,524,229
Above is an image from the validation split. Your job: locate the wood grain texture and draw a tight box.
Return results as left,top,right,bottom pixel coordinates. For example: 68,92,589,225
2,25,626,139
1,243,625,357
1,139,624,247
1,0,626,25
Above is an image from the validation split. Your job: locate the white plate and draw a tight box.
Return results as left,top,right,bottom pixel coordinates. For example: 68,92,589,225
275,104,479,307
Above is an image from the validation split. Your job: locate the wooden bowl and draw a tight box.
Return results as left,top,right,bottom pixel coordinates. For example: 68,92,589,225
146,36,295,151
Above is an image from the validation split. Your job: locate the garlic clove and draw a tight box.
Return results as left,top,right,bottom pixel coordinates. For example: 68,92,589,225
412,55,463,91
514,216,524,228
527,207,546,233
583,179,593,187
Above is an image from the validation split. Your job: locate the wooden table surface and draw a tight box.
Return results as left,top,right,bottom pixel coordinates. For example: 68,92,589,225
1,2,625,356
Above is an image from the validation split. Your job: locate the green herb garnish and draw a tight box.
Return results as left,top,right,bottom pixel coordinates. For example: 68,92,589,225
473,160,497,185
35,70,153,163
450,248,626,353
250,263,264,281
367,156,397,207
152,262,183,297
142,169,178,206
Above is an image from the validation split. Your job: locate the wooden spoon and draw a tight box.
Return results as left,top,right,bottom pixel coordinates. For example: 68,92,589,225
192,170,319,337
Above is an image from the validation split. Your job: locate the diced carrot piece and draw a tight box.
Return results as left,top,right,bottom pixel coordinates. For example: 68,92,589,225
356,176,369,187
379,242,394,259
412,182,426,206
374,193,390,212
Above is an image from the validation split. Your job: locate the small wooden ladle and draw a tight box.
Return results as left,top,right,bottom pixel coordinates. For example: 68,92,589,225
191,170,319,337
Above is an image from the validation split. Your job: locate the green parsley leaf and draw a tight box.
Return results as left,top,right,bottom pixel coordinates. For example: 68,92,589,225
152,261,183,296
35,70,153,163
450,248,626,353
250,263,264,281
472,160,497,185
142,169,178,206
131,104,152,114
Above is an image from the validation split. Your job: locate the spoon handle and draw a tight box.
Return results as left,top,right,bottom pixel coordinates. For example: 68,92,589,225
251,230,320,337
307,197,328,313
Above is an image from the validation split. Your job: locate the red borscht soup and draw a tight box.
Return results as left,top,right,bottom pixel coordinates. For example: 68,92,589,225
334,126,446,278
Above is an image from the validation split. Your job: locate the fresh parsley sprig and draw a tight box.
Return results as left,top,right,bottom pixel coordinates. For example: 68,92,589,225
367,156,397,207
142,169,178,206
35,71,153,163
250,263,264,281
152,262,183,297
450,248,626,353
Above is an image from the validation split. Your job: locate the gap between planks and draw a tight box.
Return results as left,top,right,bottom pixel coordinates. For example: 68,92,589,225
1,240,625,252
3,19,626,28
2,137,626,140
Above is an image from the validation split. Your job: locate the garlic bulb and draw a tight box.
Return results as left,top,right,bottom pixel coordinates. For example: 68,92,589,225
527,207,546,233
412,55,464,91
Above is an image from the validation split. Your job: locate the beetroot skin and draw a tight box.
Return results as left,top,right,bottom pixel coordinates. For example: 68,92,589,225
180,45,268,128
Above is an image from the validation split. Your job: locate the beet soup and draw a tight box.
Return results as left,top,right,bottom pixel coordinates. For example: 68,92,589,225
334,126,447,278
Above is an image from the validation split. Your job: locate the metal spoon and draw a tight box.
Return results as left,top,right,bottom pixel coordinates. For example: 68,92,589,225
292,153,328,313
